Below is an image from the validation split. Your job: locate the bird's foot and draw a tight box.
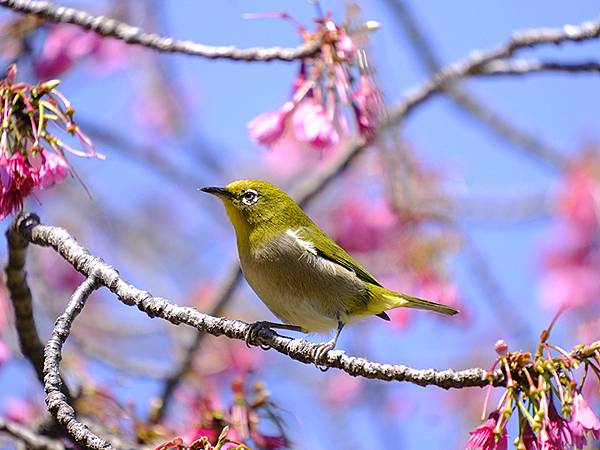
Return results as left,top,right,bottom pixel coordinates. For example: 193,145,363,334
245,321,274,350
311,338,337,372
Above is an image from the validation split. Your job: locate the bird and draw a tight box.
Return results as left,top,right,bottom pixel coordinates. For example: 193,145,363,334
201,179,458,361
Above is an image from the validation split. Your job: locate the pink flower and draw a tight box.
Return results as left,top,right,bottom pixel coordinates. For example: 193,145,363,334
556,165,598,234
336,29,356,60
248,102,294,147
352,75,382,136
539,265,600,310
0,340,8,366
250,431,288,450
34,26,80,79
321,372,363,407
292,98,339,150
37,150,69,189
540,398,572,449
570,391,600,448
466,411,507,450
3,398,36,423
521,421,540,449
189,427,218,444
328,196,397,253
34,25,128,79
0,153,38,218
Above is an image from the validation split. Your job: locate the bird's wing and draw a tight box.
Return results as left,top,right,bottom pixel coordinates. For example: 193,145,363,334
295,226,383,287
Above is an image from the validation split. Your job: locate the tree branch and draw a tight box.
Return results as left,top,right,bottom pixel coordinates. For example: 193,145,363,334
480,58,600,76
385,18,600,129
11,212,503,393
0,417,65,450
0,0,320,62
5,223,45,381
5,222,73,403
384,1,599,170
42,275,110,450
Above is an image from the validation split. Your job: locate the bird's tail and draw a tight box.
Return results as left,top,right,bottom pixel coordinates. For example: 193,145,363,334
372,287,459,316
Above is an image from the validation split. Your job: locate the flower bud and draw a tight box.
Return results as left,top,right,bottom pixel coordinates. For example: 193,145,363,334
495,339,508,355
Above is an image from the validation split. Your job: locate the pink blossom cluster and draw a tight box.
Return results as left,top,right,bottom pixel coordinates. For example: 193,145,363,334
0,64,101,219
540,151,600,311
466,335,600,449
469,394,600,450
34,24,128,79
155,379,288,450
247,14,383,151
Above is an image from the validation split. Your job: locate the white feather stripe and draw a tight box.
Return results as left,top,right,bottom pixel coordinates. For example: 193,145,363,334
239,228,369,333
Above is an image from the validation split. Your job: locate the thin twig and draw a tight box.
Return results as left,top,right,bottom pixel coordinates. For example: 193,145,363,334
42,275,110,450
479,58,600,76
0,0,320,62
0,417,65,450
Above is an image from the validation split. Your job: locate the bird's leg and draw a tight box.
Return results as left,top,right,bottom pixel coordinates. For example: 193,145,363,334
312,319,345,370
245,321,307,349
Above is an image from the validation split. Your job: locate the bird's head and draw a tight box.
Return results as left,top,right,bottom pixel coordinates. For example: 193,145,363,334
201,180,300,241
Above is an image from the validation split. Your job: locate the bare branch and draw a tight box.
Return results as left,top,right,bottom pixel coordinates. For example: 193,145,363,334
42,275,111,450
0,0,320,62
384,1,597,171
12,213,504,392
480,58,600,76
386,18,600,129
0,417,65,450
5,223,45,380
5,223,73,402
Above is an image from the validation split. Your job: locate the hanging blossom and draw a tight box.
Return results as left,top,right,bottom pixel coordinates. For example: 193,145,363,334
246,12,383,151
0,64,102,219
466,315,600,449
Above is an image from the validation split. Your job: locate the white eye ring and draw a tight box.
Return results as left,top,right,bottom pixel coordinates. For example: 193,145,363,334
241,189,259,206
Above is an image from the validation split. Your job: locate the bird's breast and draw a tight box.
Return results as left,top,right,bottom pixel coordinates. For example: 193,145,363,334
238,229,368,333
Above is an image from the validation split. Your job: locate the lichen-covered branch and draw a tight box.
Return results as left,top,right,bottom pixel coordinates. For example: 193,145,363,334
0,0,320,62
10,213,503,392
42,275,111,450
0,417,65,450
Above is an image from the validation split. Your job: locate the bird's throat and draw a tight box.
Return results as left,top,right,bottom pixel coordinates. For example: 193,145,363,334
223,201,251,253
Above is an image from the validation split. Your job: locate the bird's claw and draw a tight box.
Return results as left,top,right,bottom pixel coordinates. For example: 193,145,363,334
245,321,272,350
312,339,336,371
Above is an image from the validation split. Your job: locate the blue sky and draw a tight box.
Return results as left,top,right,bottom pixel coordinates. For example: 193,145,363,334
0,1,599,449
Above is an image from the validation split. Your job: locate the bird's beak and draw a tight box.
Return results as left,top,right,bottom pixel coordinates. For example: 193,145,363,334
199,186,234,200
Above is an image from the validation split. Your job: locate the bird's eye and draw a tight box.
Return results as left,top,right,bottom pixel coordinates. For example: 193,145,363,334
241,189,259,206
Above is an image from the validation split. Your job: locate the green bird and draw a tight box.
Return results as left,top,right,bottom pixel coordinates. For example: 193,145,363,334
201,180,458,360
